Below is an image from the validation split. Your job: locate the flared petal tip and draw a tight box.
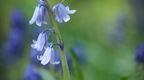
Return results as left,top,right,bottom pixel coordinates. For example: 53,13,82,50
51,61,60,64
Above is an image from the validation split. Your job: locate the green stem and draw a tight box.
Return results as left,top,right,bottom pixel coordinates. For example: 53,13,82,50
45,1,71,80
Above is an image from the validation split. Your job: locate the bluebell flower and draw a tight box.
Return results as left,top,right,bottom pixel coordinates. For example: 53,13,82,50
10,9,26,29
135,43,144,63
52,3,76,23
31,32,47,51
3,9,26,64
29,0,48,26
37,43,60,65
24,64,43,80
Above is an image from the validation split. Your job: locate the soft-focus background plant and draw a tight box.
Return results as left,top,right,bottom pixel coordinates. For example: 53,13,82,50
0,0,143,80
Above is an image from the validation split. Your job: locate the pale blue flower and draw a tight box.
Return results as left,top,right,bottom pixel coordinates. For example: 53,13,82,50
31,32,47,51
29,0,48,26
37,43,60,65
52,3,76,23
24,64,43,80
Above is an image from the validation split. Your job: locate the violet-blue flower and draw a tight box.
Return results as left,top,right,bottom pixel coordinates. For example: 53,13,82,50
24,65,43,80
31,32,47,51
37,43,60,65
3,9,26,64
135,43,144,63
52,3,76,23
29,0,48,26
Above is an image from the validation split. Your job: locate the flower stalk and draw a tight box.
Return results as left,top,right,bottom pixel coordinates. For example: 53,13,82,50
45,1,71,80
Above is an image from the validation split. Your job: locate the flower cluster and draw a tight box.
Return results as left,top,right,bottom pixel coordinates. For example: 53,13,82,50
29,0,76,66
29,0,76,26
31,31,60,65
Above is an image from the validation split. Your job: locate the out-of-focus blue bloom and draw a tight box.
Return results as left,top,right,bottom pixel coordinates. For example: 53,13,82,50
52,3,76,23
3,9,26,64
54,41,86,71
24,64,43,80
29,0,48,26
72,42,86,64
31,32,47,51
135,43,144,63
37,43,60,65
67,42,86,71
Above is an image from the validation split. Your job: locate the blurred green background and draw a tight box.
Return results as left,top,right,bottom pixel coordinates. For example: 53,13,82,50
0,0,143,80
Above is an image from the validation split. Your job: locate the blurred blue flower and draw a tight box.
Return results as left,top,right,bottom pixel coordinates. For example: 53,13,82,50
135,43,144,63
54,41,86,71
3,9,26,64
29,0,48,26
72,41,86,64
24,64,43,80
52,3,76,23
10,9,26,29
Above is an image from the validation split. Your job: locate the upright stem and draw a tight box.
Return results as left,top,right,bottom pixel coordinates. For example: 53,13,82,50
45,1,71,80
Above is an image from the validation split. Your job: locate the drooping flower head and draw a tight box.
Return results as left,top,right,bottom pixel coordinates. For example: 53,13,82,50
52,3,76,23
29,0,48,26
37,43,60,65
31,31,48,51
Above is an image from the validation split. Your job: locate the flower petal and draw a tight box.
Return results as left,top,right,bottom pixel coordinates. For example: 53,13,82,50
50,48,60,64
36,19,42,26
65,6,76,14
63,14,70,22
29,6,39,24
56,15,63,23
40,47,51,65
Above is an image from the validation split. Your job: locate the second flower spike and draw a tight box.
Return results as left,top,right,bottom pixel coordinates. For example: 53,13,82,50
29,0,48,26
52,3,76,23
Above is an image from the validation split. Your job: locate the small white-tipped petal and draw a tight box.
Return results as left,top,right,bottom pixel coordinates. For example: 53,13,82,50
69,10,76,14
63,14,70,22
37,55,43,60
29,6,39,24
50,61,60,64
65,6,76,14
43,21,47,24
32,40,37,43
40,47,52,65
31,44,36,48
36,20,42,27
